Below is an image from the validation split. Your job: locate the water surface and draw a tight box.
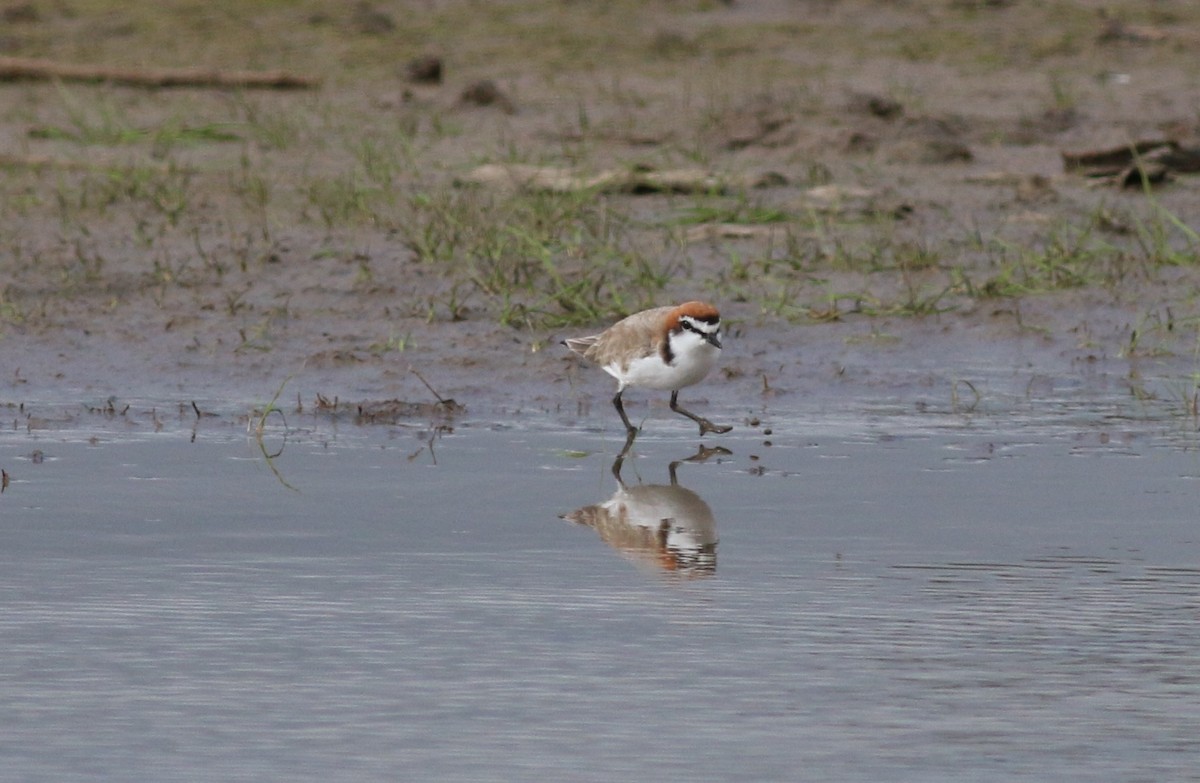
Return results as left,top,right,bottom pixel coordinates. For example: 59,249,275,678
1,405,1198,781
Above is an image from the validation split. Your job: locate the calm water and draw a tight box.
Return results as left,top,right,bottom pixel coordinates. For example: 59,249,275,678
1,403,1198,781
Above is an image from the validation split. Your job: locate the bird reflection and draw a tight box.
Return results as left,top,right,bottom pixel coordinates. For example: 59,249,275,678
560,444,728,576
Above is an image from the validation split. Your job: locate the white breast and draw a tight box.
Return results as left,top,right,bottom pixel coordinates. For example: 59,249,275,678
606,330,719,391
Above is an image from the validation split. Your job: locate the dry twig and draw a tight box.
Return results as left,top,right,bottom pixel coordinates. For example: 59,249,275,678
0,56,319,89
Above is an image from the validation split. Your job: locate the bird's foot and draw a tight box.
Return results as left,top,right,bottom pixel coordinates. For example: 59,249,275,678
699,420,733,436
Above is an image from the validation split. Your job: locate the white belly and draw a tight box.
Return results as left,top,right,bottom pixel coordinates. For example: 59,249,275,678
606,341,719,391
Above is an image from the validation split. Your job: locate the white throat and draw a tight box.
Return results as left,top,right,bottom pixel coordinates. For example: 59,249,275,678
654,327,719,389
669,327,718,360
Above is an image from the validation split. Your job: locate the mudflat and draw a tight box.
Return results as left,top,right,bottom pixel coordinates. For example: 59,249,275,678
2,0,1199,424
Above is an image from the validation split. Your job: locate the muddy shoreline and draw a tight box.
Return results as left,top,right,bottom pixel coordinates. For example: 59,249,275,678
6,291,1189,437
2,1,1200,430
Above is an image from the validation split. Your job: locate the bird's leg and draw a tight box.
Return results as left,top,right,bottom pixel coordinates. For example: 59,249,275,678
611,430,637,484
669,391,732,436
613,390,639,438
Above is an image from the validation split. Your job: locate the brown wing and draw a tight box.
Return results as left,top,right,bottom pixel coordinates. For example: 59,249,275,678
582,305,673,369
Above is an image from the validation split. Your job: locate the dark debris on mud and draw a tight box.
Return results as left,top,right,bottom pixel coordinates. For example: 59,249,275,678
313,393,464,426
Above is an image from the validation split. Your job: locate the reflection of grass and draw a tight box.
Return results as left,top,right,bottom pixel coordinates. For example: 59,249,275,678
250,373,299,492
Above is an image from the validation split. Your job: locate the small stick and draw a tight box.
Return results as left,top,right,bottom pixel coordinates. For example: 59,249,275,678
410,367,450,406
0,56,319,90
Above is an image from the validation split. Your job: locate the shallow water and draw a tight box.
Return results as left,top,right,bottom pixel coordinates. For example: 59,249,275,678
1,405,1199,781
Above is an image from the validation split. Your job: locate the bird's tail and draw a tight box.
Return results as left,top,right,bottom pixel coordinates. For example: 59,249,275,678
561,335,599,357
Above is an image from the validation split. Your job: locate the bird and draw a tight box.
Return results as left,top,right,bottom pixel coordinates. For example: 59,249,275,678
562,301,732,438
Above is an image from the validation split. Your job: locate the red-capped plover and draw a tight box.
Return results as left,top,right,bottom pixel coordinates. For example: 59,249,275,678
563,301,732,439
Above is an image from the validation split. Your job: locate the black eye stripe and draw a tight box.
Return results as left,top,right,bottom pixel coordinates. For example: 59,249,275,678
680,317,719,335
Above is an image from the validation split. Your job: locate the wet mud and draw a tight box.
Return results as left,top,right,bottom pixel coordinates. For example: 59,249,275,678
1,2,1199,429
